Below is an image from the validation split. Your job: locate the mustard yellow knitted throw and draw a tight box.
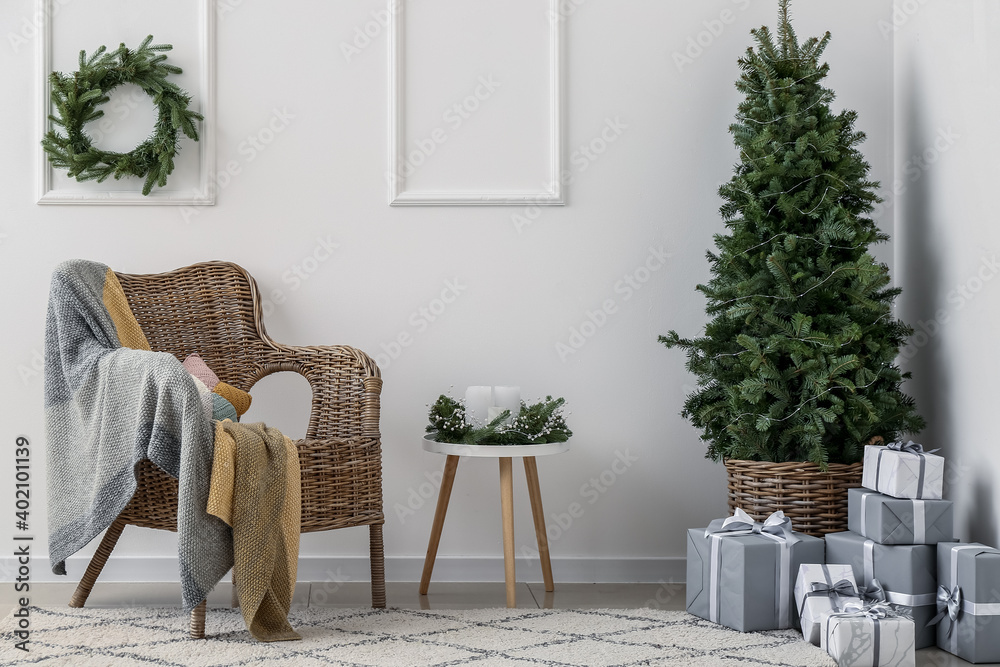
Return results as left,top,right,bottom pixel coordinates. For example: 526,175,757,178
46,261,232,611
208,420,301,642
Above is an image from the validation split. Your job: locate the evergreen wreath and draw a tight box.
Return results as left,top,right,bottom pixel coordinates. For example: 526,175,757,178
41,36,203,196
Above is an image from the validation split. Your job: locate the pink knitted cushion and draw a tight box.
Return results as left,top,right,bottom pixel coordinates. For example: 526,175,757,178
181,353,252,418
182,352,220,389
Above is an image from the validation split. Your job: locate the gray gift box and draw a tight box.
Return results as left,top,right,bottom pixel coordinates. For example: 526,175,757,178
848,488,954,545
825,530,938,649
936,542,1000,663
687,526,825,632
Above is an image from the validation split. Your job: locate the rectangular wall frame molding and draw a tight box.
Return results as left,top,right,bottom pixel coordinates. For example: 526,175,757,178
36,0,216,205
389,0,564,206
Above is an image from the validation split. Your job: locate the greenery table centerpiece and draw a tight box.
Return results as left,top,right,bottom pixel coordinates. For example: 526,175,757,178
660,0,924,535
426,394,571,446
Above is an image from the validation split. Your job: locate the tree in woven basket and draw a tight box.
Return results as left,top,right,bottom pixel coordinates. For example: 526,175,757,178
660,0,924,467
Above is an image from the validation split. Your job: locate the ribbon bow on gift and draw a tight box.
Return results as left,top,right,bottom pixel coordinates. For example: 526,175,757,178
840,601,895,619
886,440,940,455
874,442,941,498
927,585,962,637
800,578,859,618
860,578,887,604
706,508,799,543
812,579,857,598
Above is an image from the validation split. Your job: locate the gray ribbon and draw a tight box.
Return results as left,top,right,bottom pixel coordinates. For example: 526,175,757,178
884,590,936,607
863,540,877,589
860,576,935,607
947,545,981,654
861,491,871,534
800,579,857,618
705,507,798,541
912,499,926,543
861,577,886,604
887,441,937,455
964,600,1000,615
928,585,962,638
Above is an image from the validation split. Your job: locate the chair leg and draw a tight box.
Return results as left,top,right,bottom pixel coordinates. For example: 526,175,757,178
68,518,127,608
190,600,207,639
369,523,386,608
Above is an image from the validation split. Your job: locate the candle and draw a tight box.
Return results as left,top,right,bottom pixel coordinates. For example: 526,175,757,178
465,386,492,427
487,406,506,424
493,386,521,421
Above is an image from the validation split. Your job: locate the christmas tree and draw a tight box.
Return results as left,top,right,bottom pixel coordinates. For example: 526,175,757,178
660,0,924,466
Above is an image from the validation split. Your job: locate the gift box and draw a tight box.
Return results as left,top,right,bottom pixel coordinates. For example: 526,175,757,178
848,487,954,545
935,542,1000,663
794,563,861,645
862,442,943,500
825,530,938,648
686,509,825,632
821,604,916,667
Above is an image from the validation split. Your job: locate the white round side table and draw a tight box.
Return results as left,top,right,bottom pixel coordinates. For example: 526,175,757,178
418,435,570,608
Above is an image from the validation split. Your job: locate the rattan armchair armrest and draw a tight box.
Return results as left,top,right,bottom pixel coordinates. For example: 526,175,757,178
257,343,382,441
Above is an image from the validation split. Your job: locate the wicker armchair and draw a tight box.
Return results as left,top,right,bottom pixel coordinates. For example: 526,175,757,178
66,261,385,638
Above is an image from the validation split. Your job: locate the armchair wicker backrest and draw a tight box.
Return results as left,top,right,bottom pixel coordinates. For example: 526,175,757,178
116,261,381,442
69,261,385,637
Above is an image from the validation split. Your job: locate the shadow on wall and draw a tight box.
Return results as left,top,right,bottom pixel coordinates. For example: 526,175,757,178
972,479,998,547
898,53,999,545
896,60,952,476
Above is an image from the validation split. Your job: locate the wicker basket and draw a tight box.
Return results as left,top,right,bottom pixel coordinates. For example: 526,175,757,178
724,459,864,536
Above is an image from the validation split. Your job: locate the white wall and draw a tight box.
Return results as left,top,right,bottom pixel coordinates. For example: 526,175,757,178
894,0,1000,547
0,0,894,585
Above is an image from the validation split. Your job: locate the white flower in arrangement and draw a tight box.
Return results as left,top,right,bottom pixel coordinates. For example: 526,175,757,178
426,393,571,446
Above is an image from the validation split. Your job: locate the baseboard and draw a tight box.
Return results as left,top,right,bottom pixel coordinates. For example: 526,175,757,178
2,556,686,585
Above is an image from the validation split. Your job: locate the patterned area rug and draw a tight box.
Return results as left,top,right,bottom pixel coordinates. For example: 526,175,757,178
1,606,835,666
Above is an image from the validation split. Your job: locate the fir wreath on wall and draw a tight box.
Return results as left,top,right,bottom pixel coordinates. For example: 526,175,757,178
661,1,924,470
41,36,202,196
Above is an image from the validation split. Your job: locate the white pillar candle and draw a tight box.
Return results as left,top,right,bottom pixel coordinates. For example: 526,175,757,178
487,406,506,424
493,386,521,420
465,386,493,427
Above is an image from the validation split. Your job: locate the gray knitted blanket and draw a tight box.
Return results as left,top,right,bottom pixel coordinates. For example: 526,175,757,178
44,259,232,611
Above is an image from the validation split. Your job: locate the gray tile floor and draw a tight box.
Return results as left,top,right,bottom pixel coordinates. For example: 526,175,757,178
0,582,986,665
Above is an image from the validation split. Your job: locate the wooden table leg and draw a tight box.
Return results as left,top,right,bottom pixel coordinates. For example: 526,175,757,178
419,455,460,595
499,456,516,608
523,456,554,592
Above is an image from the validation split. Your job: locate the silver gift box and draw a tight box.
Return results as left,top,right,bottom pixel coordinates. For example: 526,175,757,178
825,530,938,649
936,542,1000,663
862,444,943,500
686,526,825,632
848,488,953,545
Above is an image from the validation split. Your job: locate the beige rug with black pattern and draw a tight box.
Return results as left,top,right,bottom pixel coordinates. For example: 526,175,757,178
1,606,835,666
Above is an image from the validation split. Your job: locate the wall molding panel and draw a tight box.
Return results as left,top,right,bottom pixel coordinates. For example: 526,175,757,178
36,0,216,205
389,0,564,206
